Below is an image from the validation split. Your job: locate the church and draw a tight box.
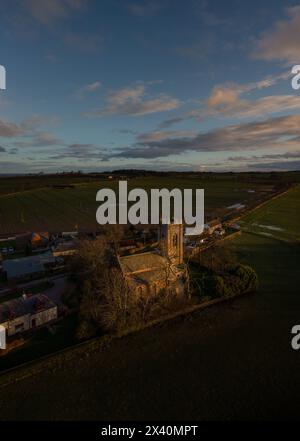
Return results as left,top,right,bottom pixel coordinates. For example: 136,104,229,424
118,223,189,299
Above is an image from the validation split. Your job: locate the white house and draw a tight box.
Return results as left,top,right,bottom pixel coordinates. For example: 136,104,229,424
0,294,58,338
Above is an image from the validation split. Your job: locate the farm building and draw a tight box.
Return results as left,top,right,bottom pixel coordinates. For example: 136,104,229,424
0,294,58,338
2,251,55,280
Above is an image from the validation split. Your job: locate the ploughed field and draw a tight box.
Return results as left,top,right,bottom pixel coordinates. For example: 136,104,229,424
0,175,272,234
0,186,300,420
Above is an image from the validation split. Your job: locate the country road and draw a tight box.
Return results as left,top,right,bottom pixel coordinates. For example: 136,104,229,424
0,235,299,421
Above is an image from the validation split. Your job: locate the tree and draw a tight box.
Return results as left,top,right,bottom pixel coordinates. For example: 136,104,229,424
70,226,127,338
199,243,237,273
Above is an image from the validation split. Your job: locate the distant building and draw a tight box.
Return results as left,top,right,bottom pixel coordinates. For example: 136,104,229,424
214,228,225,237
61,231,78,239
0,294,58,338
204,219,222,235
31,232,49,249
52,241,78,257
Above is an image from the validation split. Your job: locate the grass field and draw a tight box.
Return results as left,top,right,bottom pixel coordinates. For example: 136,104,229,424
0,176,273,234
239,184,300,242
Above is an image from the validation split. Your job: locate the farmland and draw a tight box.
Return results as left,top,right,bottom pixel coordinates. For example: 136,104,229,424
0,184,300,420
0,174,283,235
239,184,300,242
0,234,300,420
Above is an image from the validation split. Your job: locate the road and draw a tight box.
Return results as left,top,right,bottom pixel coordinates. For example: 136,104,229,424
0,237,299,420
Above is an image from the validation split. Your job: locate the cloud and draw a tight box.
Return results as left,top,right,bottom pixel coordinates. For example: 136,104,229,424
176,38,215,60
14,131,62,148
82,81,101,92
196,1,231,27
65,32,103,53
25,0,86,25
248,160,300,171
111,114,300,159
126,1,166,17
227,151,300,162
253,6,300,63
136,130,196,143
76,81,102,99
45,53,59,63
49,143,107,161
85,83,180,117
20,114,59,130
117,129,138,135
32,132,62,146
190,72,294,119
205,95,300,119
0,115,63,151
157,72,291,127
0,119,25,137
157,117,186,129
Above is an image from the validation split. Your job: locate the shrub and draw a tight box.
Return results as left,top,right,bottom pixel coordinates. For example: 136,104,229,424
232,264,259,293
190,262,259,300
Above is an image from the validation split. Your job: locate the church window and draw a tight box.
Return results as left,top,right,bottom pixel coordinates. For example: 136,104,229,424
173,234,178,247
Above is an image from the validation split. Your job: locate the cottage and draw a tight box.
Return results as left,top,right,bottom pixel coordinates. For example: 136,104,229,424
0,294,58,338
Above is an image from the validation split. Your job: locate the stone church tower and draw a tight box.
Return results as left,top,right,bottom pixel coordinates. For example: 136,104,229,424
159,223,184,265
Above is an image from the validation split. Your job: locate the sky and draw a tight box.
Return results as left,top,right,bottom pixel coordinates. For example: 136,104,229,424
1,0,300,173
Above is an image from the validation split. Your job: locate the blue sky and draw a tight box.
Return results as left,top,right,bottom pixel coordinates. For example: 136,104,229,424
1,0,300,173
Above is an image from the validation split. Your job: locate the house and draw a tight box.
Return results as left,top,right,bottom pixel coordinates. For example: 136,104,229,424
31,232,49,249
119,239,137,253
214,228,225,237
204,219,222,235
62,231,78,240
0,294,58,338
52,241,78,257
0,236,17,255
119,224,188,299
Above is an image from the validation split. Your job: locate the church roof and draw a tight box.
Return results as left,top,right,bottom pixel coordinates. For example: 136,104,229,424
119,251,181,288
119,251,168,275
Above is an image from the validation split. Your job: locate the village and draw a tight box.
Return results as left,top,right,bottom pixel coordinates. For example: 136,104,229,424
0,177,287,362
0,214,240,354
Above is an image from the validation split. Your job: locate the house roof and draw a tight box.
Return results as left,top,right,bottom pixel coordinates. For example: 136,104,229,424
0,294,56,323
206,219,221,228
2,251,55,279
119,252,168,275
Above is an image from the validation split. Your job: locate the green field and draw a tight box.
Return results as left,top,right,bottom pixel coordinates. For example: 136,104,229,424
0,175,274,234
239,184,300,242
